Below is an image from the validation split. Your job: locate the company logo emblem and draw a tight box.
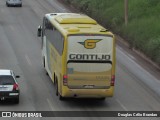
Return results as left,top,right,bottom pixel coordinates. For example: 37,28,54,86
78,39,101,49
2,112,11,117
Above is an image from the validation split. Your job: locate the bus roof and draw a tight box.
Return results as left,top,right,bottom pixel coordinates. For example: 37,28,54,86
45,13,113,36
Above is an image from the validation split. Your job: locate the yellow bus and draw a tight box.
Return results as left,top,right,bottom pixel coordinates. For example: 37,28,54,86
37,13,116,100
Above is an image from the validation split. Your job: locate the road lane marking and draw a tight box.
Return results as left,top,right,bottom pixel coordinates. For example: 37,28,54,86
117,46,122,50
126,53,135,60
118,47,160,83
117,46,136,60
47,98,55,111
25,55,32,66
117,47,138,64
116,99,128,111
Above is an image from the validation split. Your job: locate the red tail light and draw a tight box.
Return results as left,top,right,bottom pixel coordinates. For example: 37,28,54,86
63,75,68,86
13,83,19,91
111,75,115,86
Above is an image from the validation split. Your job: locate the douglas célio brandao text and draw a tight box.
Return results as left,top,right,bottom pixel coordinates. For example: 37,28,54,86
118,112,158,117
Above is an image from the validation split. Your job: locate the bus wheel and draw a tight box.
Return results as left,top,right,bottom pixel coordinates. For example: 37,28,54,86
55,80,58,96
54,74,56,86
55,80,64,100
46,72,49,76
43,58,49,75
59,95,64,100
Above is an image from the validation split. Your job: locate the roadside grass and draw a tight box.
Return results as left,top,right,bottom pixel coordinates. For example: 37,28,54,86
63,0,160,65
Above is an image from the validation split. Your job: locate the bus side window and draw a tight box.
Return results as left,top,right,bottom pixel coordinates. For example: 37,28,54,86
52,27,64,55
44,19,64,55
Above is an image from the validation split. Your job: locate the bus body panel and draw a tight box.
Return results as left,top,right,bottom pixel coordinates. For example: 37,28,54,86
61,86,114,98
39,13,116,99
67,35,113,90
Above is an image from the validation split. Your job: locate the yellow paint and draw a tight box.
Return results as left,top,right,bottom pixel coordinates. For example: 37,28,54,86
42,13,116,98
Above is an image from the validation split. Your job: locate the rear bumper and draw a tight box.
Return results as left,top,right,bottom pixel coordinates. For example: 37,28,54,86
61,86,114,98
0,91,19,99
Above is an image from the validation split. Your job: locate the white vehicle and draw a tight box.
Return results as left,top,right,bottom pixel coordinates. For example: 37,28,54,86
6,0,22,7
0,69,20,104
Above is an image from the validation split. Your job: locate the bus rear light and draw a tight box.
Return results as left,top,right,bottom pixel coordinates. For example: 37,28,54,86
63,75,68,86
111,75,115,86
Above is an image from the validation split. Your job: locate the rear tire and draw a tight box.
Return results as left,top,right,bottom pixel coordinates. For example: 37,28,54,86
55,80,64,100
53,74,56,86
19,4,22,7
46,71,49,76
43,58,49,76
59,94,64,100
55,80,58,96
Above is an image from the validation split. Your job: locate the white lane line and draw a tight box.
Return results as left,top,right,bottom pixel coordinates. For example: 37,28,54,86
117,47,137,64
126,53,136,60
118,47,160,83
116,99,128,111
117,46,123,50
25,55,32,66
47,98,55,111
117,46,135,60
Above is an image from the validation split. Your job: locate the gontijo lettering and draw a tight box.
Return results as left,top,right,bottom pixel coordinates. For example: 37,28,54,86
69,54,111,61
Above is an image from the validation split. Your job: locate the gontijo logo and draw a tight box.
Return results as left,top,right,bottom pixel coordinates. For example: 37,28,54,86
78,39,101,49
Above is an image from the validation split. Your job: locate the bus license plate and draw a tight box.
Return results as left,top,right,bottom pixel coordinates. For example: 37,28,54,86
84,85,94,88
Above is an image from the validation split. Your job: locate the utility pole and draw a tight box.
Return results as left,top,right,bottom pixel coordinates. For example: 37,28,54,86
124,0,128,26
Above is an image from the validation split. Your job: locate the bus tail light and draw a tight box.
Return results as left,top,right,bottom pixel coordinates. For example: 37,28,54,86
111,75,115,86
63,75,68,86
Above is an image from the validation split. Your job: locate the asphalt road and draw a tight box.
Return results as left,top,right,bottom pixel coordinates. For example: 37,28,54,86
0,0,160,120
